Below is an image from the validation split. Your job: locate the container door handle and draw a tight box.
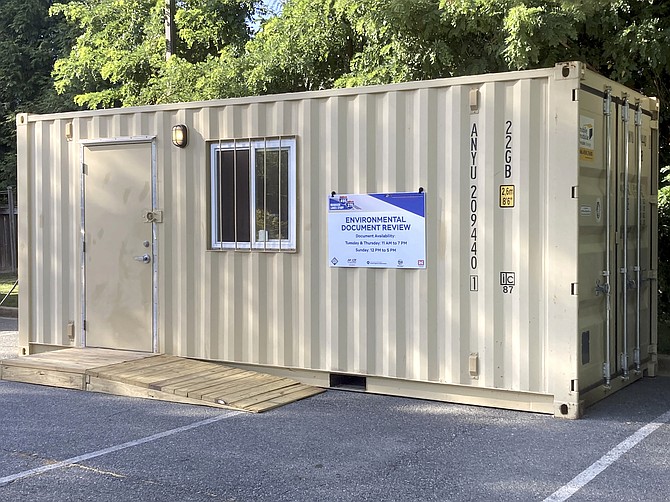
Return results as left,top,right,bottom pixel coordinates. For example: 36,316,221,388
133,254,151,264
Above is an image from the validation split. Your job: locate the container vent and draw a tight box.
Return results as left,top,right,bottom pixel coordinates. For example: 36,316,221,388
329,373,367,391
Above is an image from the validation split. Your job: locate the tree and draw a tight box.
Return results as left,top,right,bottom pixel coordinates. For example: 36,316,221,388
50,0,258,108
243,0,359,94
0,0,79,189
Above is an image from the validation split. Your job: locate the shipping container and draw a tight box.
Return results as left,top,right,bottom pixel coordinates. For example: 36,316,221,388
17,61,659,417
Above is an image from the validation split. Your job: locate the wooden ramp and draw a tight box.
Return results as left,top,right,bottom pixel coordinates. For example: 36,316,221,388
0,348,324,413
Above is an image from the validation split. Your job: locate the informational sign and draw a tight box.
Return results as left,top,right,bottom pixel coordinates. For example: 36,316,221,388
328,192,426,269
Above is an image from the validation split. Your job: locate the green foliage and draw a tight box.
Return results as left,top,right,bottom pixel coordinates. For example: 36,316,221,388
50,0,257,108
243,0,357,93
0,0,79,189
658,168,670,322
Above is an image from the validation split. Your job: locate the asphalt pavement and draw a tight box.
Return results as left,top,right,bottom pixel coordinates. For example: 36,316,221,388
0,317,669,501
0,316,17,360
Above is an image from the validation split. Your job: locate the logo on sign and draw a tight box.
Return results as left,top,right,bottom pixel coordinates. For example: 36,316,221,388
329,195,360,211
418,259,425,266
500,272,515,285
331,258,338,265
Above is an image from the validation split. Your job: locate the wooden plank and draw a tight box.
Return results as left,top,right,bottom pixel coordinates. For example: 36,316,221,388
187,373,282,400
90,353,176,374
88,354,178,378
1,365,86,390
179,373,261,399
175,370,264,398
151,366,244,392
86,377,241,411
1,354,90,372
90,356,186,381
211,380,300,405
234,382,322,409
5,349,151,373
246,387,326,413
65,352,149,368
234,384,324,411
203,376,296,402
115,358,207,387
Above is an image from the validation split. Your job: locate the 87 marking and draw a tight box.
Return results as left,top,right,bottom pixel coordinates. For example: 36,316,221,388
500,272,515,294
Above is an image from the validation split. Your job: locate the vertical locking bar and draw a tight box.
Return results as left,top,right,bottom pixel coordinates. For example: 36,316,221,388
279,136,283,251
621,97,630,379
263,137,268,251
218,139,223,249
233,139,239,250
603,88,613,386
634,102,643,371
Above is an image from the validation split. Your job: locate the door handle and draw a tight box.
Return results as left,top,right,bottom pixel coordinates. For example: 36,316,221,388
133,254,151,264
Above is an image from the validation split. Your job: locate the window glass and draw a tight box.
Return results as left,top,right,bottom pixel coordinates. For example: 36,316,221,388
255,148,289,241
217,149,250,243
210,137,296,251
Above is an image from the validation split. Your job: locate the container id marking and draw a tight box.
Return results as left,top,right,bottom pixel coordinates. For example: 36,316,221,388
499,185,515,207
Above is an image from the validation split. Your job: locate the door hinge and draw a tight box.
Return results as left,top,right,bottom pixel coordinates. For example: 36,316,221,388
82,241,86,253
83,320,87,331
82,163,88,175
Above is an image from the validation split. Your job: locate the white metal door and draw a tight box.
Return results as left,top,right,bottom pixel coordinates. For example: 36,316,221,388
83,142,154,352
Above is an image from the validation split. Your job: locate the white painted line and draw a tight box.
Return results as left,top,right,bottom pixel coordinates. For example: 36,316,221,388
543,409,670,502
0,410,242,487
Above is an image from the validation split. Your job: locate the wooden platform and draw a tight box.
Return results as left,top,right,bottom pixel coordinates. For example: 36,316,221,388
0,348,324,413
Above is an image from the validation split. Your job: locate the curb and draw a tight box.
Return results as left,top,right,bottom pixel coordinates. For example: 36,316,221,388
0,306,18,318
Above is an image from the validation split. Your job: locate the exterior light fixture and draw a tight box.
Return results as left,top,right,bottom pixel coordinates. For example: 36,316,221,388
171,124,188,148
65,122,73,141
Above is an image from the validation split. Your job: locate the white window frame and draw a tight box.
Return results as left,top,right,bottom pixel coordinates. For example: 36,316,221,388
210,137,296,251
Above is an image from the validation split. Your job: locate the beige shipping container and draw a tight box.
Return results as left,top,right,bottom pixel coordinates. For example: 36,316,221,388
17,61,659,418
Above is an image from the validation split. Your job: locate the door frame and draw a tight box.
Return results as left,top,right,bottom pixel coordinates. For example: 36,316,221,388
79,136,158,352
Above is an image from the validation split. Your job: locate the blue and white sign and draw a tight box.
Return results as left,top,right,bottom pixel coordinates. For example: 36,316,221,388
328,192,426,269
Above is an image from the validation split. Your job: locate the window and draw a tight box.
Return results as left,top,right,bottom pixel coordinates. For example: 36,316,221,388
210,137,296,250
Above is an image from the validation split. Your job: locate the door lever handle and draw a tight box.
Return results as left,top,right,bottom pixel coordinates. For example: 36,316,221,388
133,254,151,264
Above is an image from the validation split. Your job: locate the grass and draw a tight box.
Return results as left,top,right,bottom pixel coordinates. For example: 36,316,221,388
0,273,18,308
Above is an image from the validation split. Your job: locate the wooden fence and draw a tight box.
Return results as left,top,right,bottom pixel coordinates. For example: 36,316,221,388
0,188,17,273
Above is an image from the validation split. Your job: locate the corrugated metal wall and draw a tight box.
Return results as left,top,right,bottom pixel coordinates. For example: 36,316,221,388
156,78,554,393
19,70,558,395
17,64,657,412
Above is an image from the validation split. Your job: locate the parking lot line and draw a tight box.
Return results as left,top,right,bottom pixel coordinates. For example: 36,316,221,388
0,410,242,487
543,409,670,501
